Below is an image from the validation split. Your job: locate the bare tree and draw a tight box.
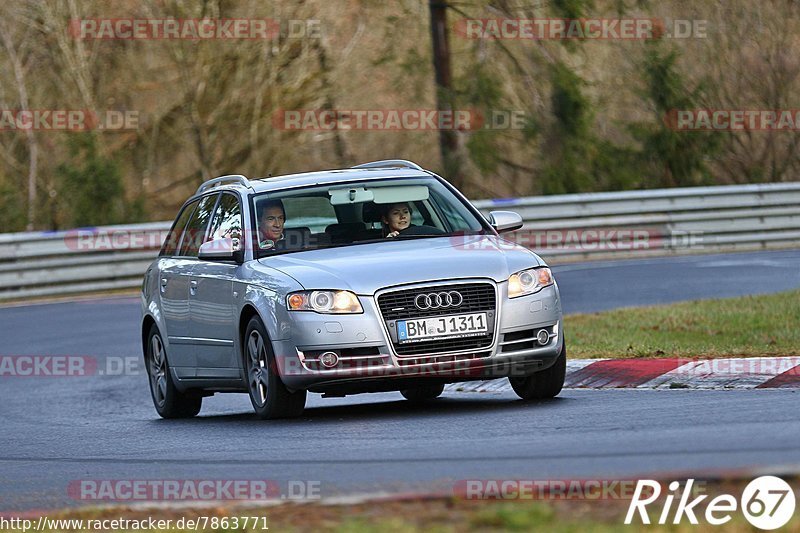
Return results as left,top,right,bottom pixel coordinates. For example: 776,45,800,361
0,15,38,230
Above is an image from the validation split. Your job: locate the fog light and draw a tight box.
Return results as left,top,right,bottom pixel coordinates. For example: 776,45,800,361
536,329,550,345
319,351,339,368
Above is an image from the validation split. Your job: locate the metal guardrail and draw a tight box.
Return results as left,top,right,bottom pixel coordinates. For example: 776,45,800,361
473,181,800,260
1,182,799,301
0,222,169,301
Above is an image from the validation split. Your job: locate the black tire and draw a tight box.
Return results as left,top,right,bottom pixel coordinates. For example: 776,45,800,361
244,316,306,419
400,383,445,402
145,324,202,418
509,340,567,400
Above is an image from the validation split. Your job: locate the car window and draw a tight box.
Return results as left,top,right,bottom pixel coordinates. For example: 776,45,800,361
251,177,487,257
160,199,198,257
207,193,242,242
430,189,472,231
283,196,338,233
178,193,218,257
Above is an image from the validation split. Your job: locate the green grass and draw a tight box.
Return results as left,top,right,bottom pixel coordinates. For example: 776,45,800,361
566,289,800,359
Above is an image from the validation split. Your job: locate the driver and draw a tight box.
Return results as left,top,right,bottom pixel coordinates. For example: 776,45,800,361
258,199,286,249
381,202,413,238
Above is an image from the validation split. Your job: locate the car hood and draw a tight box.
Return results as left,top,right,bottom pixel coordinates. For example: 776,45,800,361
257,235,543,294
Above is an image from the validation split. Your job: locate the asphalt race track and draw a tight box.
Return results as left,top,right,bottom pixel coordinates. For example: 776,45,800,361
1,249,799,511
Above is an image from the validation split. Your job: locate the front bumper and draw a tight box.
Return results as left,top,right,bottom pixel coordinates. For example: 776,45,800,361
274,280,563,392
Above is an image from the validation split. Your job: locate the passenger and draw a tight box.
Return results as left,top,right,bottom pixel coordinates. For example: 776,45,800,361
381,202,412,238
258,199,286,249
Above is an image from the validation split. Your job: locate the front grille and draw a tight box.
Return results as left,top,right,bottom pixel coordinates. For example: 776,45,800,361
377,282,496,356
378,283,496,320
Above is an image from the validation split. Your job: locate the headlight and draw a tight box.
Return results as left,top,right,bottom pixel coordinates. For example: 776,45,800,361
287,290,363,314
508,267,553,298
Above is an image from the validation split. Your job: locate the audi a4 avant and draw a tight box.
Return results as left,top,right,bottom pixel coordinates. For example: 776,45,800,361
141,160,565,419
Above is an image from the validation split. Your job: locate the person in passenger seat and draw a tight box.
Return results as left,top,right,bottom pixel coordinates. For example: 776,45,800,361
381,202,413,238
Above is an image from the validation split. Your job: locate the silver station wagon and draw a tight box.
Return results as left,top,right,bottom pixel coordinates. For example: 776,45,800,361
141,160,565,419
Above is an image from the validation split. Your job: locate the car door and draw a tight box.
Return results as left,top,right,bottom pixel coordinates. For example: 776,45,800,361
189,192,243,378
157,198,198,377
163,193,218,376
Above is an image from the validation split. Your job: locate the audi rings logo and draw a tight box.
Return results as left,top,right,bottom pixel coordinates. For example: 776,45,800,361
414,291,464,310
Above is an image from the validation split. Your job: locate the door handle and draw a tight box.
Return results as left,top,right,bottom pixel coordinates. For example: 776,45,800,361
190,279,198,296
160,278,167,294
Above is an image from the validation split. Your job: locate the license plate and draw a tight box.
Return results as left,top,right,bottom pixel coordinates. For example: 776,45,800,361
397,312,488,343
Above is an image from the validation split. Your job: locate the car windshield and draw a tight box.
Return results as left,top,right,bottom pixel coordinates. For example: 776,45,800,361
251,176,487,257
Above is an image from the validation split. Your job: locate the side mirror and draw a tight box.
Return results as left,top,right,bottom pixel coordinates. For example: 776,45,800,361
198,237,242,262
488,210,524,233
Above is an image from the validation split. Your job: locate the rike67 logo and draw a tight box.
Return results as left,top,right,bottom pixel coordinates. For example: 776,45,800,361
625,476,795,530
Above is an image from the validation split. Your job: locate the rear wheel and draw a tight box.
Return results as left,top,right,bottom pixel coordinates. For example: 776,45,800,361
244,316,306,419
400,383,445,402
509,340,566,400
145,324,202,418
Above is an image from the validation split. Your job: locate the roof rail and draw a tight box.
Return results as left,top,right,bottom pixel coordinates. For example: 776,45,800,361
351,159,424,171
196,174,252,195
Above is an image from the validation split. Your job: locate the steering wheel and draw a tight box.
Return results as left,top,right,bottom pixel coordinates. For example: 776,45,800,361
398,225,446,236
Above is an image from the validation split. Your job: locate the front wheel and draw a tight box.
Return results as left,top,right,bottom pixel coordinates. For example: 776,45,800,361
400,383,445,402
244,316,307,419
509,340,566,400
145,324,202,418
